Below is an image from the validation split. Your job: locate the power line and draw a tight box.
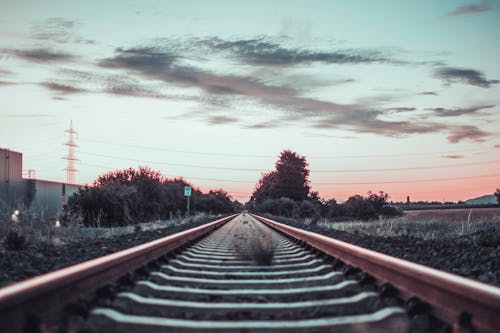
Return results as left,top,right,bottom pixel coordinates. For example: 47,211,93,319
312,173,500,185
78,137,487,160
79,152,268,172
314,160,500,173
79,162,500,186
79,151,500,173
79,138,274,158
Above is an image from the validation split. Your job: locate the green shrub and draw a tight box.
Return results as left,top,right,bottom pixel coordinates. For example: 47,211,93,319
4,227,26,250
296,200,318,218
61,167,238,227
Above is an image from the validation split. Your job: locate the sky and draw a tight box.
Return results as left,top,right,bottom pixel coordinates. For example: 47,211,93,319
0,0,499,203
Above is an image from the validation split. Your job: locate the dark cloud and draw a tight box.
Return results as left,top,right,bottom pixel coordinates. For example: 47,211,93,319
207,116,238,125
55,68,218,104
447,125,490,143
205,85,240,95
444,4,492,17
39,82,86,94
99,46,295,97
426,104,494,117
442,155,464,159
31,18,95,44
99,47,177,76
5,48,76,63
197,37,401,66
102,74,166,99
434,67,498,88
314,117,447,137
384,107,417,113
104,83,158,99
97,43,489,143
418,91,438,96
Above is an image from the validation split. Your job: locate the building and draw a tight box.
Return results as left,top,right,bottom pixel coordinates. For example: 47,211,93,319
24,178,80,218
0,148,80,218
0,148,24,211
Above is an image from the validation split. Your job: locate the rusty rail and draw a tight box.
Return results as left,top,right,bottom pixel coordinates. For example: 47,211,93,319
0,214,237,332
251,214,500,333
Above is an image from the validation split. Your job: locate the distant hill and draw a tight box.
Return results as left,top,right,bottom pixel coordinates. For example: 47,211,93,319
465,194,497,205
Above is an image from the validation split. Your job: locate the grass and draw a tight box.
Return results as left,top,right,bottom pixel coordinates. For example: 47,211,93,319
1,210,218,250
234,214,275,265
316,208,500,240
248,226,274,265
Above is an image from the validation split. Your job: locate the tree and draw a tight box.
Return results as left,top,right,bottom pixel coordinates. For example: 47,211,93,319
296,200,318,219
198,189,234,214
495,188,500,205
344,195,377,220
251,150,310,204
251,171,277,205
257,197,298,217
273,150,310,201
366,191,390,211
61,167,237,227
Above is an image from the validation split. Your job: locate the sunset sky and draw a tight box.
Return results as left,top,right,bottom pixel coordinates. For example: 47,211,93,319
1,0,499,203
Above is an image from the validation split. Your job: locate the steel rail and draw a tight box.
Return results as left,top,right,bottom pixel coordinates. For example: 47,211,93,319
251,213,500,333
0,214,237,333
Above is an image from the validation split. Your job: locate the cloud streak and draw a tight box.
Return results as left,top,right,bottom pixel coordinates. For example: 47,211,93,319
95,45,492,143
444,4,492,17
39,81,87,94
4,48,76,63
426,104,494,117
197,37,401,66
434,67,498,88
207,116,238,125
0,80,16,86
442,155,464,159
447,125,490,143
383,107,417,113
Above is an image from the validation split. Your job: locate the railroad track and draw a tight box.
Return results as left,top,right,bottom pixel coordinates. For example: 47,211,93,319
0,213,499,332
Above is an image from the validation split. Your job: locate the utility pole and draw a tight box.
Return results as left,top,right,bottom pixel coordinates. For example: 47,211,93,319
63,121,78,184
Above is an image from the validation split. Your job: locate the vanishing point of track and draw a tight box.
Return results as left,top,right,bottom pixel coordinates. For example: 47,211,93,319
0,213,499,332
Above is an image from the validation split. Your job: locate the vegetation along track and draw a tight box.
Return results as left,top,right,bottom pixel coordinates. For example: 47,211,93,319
0,213,499,332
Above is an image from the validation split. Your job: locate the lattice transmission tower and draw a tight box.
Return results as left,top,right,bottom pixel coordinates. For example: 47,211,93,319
63,121,78,184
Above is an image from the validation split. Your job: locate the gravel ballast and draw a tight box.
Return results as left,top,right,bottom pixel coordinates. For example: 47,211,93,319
0,216,227,287
265,215,500,287
1,213,499,288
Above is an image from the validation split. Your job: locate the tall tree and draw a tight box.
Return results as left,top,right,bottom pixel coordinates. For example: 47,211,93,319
251,150,310,203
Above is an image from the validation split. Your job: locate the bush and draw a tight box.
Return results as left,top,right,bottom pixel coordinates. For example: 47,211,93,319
344,195,377,220
379,205,404,217
61,167,238,227
4,227,26,250
257,197,298,217
296,200,318,218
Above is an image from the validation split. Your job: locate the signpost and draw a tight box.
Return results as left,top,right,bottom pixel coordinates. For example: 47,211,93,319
184,186,192,216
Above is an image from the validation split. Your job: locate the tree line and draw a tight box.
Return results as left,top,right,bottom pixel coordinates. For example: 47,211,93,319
61,167,240,227
62,150,496,227
248,150,402,221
